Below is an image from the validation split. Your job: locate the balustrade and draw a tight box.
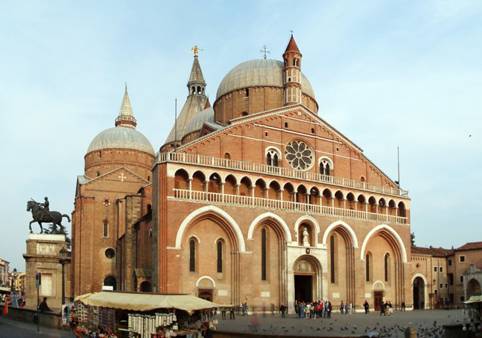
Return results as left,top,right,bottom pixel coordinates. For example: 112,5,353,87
172,189,408,225
157,152,409,197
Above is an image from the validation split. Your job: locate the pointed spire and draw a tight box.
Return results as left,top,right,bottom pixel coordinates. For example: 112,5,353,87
284,33,301,54
187,47,206,96
115,84,137,128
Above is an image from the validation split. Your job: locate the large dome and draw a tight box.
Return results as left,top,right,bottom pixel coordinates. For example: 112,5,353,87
87,126,155,155
216,59,315,100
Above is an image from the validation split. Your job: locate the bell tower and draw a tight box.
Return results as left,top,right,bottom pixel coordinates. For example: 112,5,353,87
283,34,302,105
187,45,207,96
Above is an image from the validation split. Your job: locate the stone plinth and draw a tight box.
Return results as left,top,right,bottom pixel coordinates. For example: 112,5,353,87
23,234,71,312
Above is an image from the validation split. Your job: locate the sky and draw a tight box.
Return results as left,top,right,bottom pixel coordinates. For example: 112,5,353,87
1,0,481,270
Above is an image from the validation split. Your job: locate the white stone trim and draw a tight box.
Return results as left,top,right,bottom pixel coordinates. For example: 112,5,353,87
372,280,385,290
321,220,359,248
174,205,246,252
360,224,408,263
318,156,334,170
265,146,282,160
195,275,216,288
247,212,292,243
294,215,320,247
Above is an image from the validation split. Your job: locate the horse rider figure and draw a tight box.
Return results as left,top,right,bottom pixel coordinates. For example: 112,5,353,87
40,197,49,219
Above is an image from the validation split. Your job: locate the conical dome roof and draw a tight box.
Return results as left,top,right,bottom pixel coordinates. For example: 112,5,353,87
87,87,155,156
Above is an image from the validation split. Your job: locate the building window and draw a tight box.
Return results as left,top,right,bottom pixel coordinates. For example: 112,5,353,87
330,235,336,283
366,253,371,282
216,239,223,273
440,267,443,272
384,253,390,282
448,259,452,266
448,273,454,285
103,221,109,238
460,256,465,262
245,88,249,97
105,248,115,259
319,157,333,176
284,122,288,128
434,267,438,272
440,283,443,288
189,238,196,272
261,228,267,281
266,148,280,167
460,296,465,302
460,275,464,283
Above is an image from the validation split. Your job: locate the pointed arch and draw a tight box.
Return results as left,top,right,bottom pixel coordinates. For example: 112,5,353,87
321,220,359,248
247,212,292,242
174,205,246,252
360,224,408,263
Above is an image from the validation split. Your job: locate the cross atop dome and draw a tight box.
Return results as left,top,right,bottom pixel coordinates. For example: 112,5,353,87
115,84,137,128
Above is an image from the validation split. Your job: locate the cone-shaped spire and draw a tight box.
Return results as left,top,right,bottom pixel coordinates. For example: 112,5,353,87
284,34,301,55
187,49,206,96
115,84,137,128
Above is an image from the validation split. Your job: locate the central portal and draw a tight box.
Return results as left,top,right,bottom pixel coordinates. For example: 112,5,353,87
295,275,313,302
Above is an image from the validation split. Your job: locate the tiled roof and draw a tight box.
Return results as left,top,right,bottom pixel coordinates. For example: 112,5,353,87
457,241,482,251
411,246,454,257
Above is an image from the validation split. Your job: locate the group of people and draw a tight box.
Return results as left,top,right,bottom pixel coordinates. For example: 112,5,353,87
294,300,342,319
379,300,394,316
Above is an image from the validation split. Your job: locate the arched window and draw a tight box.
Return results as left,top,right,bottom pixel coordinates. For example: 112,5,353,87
320,158,333,176
330,235,336,283
261,228,267,280
103,220,109,238
216,239,223,273
384,253,390,282
266,148,280,167
103,276,117,291
189,238,196,272
366,253,371,282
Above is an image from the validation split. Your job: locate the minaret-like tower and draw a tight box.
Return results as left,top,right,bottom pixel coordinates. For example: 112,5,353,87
187,46,207,96
283,34,302,105
115,85,137,128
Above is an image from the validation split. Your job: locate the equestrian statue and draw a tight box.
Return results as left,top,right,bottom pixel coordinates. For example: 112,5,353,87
26,197,70,234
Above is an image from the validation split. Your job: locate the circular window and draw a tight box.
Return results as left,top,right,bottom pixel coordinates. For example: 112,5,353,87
285,140,314,170
105,248,115,259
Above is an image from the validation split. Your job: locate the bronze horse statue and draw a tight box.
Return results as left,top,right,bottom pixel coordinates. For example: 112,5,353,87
27,200,70,234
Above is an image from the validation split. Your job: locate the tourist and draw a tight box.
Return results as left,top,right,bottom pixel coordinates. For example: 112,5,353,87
242,298,248,316
229,306,235,319
38,297,51,313
221,307,226,320
327,301,332,318
340,301,345,314
401,301,406,312
363,300,369,314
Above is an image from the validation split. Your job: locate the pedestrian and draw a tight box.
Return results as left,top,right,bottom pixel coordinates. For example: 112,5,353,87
229,306,235,320
340,301,345,315
327,301,332,318
364,300,369,314
221,307,226,320
401,301,406,312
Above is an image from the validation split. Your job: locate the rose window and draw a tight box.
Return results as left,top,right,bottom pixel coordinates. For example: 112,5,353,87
285,140,313,170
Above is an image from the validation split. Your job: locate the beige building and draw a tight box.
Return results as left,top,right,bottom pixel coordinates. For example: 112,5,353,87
0,258,9,287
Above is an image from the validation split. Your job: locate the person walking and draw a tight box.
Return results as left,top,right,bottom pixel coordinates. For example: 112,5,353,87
363,300,369,314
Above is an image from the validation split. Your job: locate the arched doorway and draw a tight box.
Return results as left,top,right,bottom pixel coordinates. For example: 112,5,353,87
293,256,321,303
413,277,425,309
373,281,385,311
197,276,215,302
103,276,117,291
467,279,481,299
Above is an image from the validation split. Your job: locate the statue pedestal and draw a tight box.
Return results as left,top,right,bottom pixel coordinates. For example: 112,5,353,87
23,234,71,312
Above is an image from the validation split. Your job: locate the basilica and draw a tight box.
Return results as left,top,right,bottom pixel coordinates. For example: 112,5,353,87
71,35,482,312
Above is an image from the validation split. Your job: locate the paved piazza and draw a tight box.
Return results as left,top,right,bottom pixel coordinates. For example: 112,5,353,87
216,310,468,337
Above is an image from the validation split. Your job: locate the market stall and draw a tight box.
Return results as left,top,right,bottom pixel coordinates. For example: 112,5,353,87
74,291,219,337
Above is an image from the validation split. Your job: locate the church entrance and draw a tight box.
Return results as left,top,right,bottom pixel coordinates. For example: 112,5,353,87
413,277,425,309
295,275,313,302
374,291,384,311
198,289,213,301
293,255,321,303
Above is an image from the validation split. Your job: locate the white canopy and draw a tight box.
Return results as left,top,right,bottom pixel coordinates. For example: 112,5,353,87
75,291,219,314
465,295,482,304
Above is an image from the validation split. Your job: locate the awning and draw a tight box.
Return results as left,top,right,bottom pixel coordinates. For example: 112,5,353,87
0,286,10,293
465,295,482,304
75,291,219,314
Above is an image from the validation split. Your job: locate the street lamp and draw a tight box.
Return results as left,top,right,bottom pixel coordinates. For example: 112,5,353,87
58,247,69,305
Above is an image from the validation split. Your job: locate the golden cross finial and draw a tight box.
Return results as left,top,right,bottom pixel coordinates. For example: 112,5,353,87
192,45,201,57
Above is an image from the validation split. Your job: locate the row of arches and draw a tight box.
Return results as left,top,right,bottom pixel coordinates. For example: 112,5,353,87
174,169,408,217
174,205,409,264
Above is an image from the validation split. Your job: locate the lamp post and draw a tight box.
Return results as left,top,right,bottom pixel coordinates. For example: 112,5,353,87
58,247,69,305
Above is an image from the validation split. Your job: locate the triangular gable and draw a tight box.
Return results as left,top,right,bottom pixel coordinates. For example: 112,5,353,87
81,166,149,187
177,103,400,189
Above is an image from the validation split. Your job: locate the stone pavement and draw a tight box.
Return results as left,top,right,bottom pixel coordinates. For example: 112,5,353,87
216,309,468,337
0,316,74,338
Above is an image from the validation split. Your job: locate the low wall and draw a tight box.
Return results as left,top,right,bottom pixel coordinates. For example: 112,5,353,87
213,332,368,338
4,307,63,329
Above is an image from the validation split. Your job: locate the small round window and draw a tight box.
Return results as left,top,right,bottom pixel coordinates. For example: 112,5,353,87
105,248,115,259
285,140,314,171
